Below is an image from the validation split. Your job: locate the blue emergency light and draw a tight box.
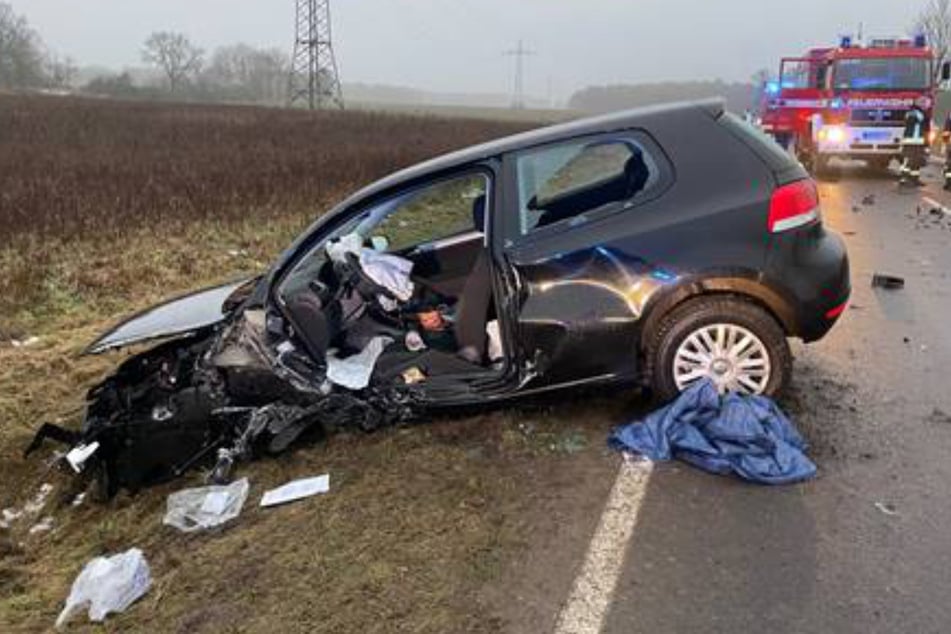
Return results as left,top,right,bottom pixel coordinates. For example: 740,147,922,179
915,34,928,48
840,35,852,48
765,81,780,96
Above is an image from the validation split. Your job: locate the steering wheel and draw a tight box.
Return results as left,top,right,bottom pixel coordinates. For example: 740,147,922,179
333,252,400,305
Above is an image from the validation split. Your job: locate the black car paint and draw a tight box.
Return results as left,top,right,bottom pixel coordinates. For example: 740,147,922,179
32,99,850,494
84,278,253,355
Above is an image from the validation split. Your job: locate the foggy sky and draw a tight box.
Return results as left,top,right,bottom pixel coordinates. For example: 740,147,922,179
17,0,925,100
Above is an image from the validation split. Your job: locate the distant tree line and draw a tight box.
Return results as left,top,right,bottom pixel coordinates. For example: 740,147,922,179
0,4,287,105
6,0,951,112
87,33,289,105
0,2,76,90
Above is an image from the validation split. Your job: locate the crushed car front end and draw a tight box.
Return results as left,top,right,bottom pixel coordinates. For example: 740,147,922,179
28,278,424,497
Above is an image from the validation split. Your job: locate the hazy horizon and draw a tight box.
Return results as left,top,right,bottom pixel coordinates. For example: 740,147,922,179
17,0,925,101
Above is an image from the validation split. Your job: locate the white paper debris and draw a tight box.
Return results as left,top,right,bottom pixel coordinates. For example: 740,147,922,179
326,336,392,390
29,516,54,535
260,475,330,508
11,336,40,348
163,478,249,533
0,508,22,530
23,483,53,515
56,548,151,628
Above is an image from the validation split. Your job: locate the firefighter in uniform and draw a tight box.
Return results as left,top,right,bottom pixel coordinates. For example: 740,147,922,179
943,111,951,190
899,105,928,187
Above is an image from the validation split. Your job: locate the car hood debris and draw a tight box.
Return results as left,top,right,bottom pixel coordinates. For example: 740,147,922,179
84,278,256,355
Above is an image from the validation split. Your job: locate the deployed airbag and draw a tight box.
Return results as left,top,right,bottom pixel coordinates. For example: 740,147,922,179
326,336,393,390
609,380,816,485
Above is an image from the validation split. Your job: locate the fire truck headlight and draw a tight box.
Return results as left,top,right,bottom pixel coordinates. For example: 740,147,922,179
819,126,847,144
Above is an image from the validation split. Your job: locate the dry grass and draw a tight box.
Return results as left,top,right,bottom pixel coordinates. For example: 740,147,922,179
0,95,633,632
0,94,531,339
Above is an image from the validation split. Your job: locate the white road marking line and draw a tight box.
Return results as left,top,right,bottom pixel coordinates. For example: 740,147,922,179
921,196,951,216
554,459,654,634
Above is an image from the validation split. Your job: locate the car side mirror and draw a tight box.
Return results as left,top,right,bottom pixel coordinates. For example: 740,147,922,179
370,235,389,252
942,61,951,82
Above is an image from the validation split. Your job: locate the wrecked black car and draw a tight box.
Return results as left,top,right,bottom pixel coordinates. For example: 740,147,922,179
28,100,850,495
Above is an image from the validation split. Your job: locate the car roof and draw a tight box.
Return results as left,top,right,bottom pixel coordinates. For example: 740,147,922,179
337,98,726,208
267,98,726,291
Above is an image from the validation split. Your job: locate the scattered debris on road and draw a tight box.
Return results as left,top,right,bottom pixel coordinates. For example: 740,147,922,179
861,194,876,207
874,502,899,517
927,408,951,425
260,474,330,508
163,478,250,533
609,380,816,485
872,273,905,290
56,548,151,628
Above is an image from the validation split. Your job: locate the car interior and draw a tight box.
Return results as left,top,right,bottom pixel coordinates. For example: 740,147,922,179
519,139,653,235
276,176,504,390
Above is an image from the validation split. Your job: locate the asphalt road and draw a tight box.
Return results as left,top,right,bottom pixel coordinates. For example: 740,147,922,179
535,161,951,634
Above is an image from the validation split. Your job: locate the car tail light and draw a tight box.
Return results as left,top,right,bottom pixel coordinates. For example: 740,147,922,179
768,179,821,233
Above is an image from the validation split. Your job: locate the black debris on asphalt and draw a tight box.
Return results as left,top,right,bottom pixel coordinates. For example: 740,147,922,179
872,274,905,290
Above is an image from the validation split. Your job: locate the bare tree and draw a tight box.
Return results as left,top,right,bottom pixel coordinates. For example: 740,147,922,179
914,0,951,82
0,2,46,89
205,44,288,104
44,54,77,90
142,31,204,93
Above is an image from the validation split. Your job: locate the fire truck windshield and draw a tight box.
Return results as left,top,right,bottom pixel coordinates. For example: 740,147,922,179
832,57,931,91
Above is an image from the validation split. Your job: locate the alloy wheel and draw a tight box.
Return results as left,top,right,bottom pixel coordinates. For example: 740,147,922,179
672,323,772,395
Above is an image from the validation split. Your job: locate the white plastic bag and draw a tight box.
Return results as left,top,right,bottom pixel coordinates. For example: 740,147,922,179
163,478,249,533
56,548,151,628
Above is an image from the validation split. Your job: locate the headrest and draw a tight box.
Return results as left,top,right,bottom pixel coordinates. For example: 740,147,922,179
472,195,487,232
624,150,650,197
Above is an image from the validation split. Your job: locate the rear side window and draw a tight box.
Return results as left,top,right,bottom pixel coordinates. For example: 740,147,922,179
515,137,658,236
719,113,803,178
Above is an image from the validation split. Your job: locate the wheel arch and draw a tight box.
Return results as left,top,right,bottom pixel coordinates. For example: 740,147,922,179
638,276,798,356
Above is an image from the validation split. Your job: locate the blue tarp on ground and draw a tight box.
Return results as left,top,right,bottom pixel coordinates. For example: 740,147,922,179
609,380,816,485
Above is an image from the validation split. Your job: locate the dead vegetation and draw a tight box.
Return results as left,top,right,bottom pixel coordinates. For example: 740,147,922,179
0,94,530,339
0,94,633,632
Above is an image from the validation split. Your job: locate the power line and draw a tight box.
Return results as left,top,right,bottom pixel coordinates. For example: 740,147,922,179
503,40,535,109
288,0,344,109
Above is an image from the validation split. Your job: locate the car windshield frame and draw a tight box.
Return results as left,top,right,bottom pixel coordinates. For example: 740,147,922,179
832,56,931,92
272,167,493,308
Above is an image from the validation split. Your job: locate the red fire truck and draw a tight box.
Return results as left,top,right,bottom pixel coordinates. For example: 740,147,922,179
760,35,947,175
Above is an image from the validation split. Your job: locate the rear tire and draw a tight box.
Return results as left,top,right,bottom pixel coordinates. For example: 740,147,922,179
867,157,893,175
646,296,792,403
811,154,834,180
